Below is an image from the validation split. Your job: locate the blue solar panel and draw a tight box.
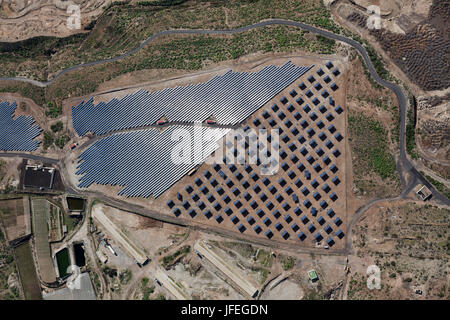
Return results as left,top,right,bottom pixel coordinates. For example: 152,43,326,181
76,126,229,198
298,232,306,241
0,101,41,151
72,62,313,136
336,229,344,239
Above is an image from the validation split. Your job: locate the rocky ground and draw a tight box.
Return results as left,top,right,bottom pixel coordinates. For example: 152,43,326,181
0,0,120,41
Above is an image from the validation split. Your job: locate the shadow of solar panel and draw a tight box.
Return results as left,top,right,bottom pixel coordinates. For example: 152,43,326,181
215,214,223,224
334,217,343,226
238,224,246,233
326,237,335,246
314,233,323,242
0,101,41,151
188,209,197,218
282,231,290,240
265,229,274,239
298,232,306,241
72,62,313,136
224,207,233,216
256,209,265,218
204,210,212,219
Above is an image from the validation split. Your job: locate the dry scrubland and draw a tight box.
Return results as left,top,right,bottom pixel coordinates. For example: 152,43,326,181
0,224,22,299
337,0,449,196
349,202,449,300
0,0,342,107
345,52,401,199
0,0,117,41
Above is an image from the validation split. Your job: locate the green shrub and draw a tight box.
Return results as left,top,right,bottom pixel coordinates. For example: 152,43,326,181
50,121,63,132
43,131,55,149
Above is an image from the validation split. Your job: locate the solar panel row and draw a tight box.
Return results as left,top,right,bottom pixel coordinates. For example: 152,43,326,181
72,62,313,136
0,101,41,151
76,125,230,198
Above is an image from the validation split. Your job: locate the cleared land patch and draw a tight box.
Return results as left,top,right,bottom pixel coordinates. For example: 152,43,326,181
0,198,31,243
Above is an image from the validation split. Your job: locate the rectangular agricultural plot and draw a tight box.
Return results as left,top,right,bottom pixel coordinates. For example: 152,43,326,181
155,62,348,249
31,199,57,283
0,198,31,243
14,240,42,300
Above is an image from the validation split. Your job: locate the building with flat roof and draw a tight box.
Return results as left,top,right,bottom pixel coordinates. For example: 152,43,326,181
24,165,55,189
415,184,432,201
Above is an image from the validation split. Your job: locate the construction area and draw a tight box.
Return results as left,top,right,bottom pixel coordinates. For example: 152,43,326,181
92,203,149,266
194,240,259,298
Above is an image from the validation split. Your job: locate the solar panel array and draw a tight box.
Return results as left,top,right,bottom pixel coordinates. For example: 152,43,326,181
72,62,312,136
0,101,41,151
76,125,230,198
166,63,346,245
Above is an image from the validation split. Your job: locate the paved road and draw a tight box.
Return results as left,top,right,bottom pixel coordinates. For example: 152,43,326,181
1,19,449,255
2,18,448,204
0,152,58,164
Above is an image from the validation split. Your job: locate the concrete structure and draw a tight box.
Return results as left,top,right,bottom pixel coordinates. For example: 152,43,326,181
194,240,258,298
43,273,96,300
92,205,148,265
308,269,318,281
154,268,190,300
96,250,108,264
415,184,432,201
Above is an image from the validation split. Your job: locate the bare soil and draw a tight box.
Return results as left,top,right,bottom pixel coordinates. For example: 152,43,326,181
347,200,449,299
0,0,120,42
